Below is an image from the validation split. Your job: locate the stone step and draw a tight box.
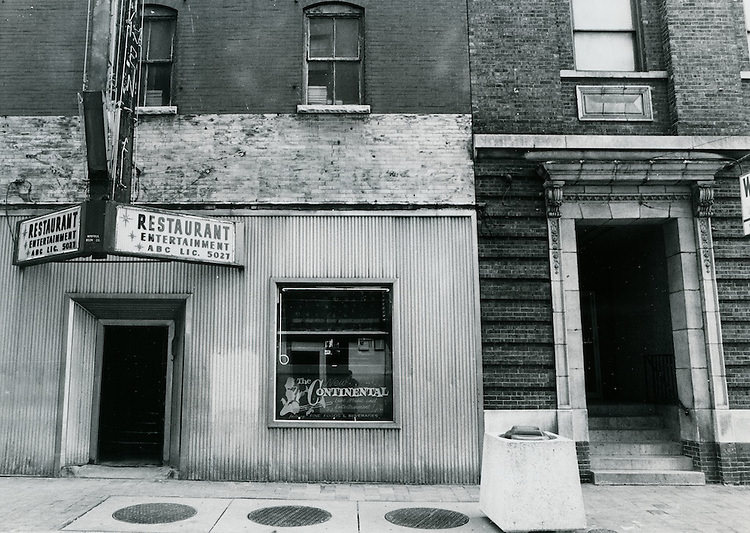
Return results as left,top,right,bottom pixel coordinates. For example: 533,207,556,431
589,428,673,442
590,455,694,471
588,404,660,417
590,442,682,456
591,469,705,486
588,416,664,430
61,465,177,479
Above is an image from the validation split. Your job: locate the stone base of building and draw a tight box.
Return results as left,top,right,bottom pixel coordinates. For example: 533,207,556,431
682,440,750,485
575,441,592,483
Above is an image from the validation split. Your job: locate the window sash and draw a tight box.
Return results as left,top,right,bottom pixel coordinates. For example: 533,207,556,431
572,0,634,31
139,9,176,107
574,31,637,71
305,11,363,105
572,0,640,71
307,17,360,60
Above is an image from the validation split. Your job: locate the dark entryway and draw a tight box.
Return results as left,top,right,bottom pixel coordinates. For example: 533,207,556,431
97,326,169,464
577,223,677,404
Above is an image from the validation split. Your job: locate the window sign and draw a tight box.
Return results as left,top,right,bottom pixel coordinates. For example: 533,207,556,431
275,286,393,422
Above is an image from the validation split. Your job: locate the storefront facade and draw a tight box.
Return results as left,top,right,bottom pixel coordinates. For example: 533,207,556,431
0,211,482,482
0,0,480,483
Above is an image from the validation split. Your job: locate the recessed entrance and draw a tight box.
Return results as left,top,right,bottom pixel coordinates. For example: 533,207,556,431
577,223,677,405
97,325,171,465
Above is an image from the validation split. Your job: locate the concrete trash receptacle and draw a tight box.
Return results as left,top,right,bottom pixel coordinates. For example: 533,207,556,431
479,426,586,532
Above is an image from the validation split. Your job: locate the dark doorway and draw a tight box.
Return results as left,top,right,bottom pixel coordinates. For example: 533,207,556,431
97,326,169,464
577,224,677,405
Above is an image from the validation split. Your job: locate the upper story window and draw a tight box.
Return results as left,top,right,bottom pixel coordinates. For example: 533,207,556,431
744,0,750,59
571,0,640,71
304,4,363,105
139,5,176,107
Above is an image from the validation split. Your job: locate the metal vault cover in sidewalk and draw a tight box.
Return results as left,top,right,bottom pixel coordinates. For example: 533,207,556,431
63,497,494,532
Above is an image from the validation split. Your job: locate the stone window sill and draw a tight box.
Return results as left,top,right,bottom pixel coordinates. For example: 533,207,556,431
297,104,371,114
741,71,750,80
561,70,668,79
136,106,178,115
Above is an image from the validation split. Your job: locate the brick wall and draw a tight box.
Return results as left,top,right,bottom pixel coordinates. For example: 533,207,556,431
683,440,750,485
469,0,750,136
660,0,748,134
468,0,563,134
468,0,672,135
0,1,87,115
576,441,592,483
0,0,469,116
477,160,556,409
682,440,721,483
174,0,469,114
713,171,750,409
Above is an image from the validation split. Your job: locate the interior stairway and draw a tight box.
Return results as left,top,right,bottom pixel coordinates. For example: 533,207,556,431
588,404,705,485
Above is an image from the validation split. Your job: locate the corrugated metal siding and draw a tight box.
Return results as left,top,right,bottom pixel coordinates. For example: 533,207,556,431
0,213,480,483
61,303,98,466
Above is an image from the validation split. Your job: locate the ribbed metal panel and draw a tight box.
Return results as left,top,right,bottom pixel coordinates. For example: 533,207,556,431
61,303,99,466
0,213,480,482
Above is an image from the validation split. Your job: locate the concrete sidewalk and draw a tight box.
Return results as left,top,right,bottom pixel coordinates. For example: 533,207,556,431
0,476,749,532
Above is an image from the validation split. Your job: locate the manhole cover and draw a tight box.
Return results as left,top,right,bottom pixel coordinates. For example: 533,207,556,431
112,502,197,524
247,505,332,527
385,507,470,529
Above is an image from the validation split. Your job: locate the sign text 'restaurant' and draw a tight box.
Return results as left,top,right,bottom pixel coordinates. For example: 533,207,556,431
16,205,83,263
113,205,238,264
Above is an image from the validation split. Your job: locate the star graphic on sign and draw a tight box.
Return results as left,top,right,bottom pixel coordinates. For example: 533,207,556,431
119,212,132,225
135,243,143,251
21,228,27,239
129,231,136,241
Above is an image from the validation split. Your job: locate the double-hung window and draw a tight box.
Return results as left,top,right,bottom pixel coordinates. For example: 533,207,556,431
744,0,750,59
275,285,393,423
139,5,176,107
572,0,639,71
305,4,363,105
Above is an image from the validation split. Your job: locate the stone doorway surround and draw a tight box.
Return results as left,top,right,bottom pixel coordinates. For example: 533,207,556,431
539,154,729,448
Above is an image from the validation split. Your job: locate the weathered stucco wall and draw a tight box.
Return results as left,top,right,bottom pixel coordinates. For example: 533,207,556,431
133,114,474,205
1,114,473,206
0,116,88,204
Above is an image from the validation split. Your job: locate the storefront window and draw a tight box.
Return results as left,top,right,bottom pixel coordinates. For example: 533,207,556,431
275,285,393,422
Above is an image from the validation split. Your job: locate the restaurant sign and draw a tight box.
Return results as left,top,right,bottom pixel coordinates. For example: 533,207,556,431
14,205,85,265
14,202,242,267
110,204,240,265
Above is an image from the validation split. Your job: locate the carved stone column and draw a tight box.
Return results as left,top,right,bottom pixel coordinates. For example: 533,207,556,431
691,184,729,415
